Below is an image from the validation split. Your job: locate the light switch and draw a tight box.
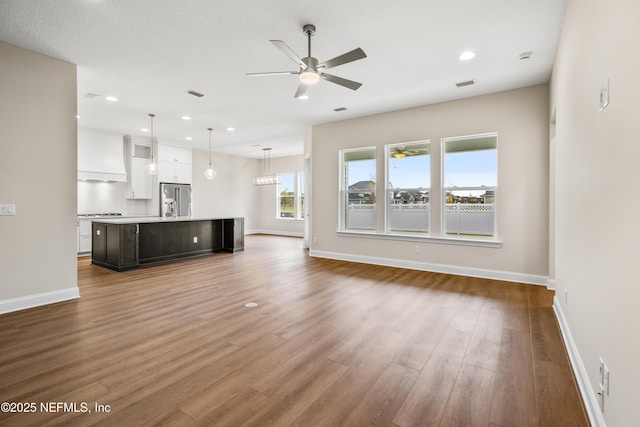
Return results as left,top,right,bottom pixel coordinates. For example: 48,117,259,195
0,204,16,216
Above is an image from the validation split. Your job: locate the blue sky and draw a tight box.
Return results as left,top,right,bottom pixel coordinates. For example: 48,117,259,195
347,150,496,189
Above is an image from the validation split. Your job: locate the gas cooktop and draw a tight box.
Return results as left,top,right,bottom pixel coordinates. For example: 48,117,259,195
78,213,123,218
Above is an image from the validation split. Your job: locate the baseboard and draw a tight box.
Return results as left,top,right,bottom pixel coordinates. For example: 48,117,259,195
247,229,304,238
553,296,606,427
309,249,548,286
547,278,557,290
0,287,80,315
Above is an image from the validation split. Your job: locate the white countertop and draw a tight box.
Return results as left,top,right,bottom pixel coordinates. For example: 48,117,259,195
89,216,238,224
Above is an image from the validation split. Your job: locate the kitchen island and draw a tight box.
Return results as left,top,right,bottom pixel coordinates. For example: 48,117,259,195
91,217,243,272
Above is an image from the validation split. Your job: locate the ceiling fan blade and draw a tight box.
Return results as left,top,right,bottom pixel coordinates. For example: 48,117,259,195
270,40,307,69
321,73,362,91
318,48,367,69
294,83,308,99
246,71,298,76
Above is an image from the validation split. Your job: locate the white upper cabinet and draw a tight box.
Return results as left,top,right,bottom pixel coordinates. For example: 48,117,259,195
159,145,191,164
124,135,153,199
158,143,192,184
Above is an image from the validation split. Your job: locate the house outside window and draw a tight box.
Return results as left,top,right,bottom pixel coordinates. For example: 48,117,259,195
385,141,430,234
442,133,497,238
339,147,376,230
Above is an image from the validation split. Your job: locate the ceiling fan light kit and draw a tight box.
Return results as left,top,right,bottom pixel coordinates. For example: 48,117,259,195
247,23,367,98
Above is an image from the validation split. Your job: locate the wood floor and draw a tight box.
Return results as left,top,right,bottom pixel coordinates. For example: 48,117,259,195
0,235,588,426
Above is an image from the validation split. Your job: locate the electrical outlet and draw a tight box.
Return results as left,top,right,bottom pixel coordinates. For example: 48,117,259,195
564,289,568,305
414,245,421,254
193,236,198,243
313,236,318,244
603,364,610,396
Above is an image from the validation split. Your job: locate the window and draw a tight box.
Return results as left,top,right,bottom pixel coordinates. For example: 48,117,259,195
386,141,430,234
277,172,304,220
277,173,295,218
339,147,376,231
442,133,497,237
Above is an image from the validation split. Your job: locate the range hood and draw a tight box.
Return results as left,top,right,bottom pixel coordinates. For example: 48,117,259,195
77,128,127,182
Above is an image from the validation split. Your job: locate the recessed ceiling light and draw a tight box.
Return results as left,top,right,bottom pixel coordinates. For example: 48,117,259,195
141,128,149,132
105,96,118,102
297,94,309,100
185,136,193,140
459,51,476,61
76,115,81,119
182,116,191,120
226,127,235,132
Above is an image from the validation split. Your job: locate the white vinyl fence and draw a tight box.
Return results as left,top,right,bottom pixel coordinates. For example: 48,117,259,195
444,203,495,236
346,203,495,236
389,203,429,232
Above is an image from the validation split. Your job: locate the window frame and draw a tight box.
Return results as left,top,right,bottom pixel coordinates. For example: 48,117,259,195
441,132,498,240
384,140,431,236
276,172,303,220
338,147,377,232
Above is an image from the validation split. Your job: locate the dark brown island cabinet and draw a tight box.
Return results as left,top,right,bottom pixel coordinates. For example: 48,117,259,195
91,217,244,272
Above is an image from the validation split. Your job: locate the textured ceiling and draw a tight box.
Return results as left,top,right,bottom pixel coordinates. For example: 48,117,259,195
0,0,566,158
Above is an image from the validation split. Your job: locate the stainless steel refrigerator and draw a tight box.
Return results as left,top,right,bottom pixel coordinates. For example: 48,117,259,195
160,183,192,217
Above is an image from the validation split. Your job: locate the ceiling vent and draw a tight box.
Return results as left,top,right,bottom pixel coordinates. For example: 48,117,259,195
83,92,100,99
455,79,476,88
187,90,205,98
334,107,347,112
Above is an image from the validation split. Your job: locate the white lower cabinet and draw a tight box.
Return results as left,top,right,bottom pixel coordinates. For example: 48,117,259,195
78,219,92,254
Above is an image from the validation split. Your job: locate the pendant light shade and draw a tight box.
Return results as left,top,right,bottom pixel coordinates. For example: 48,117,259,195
145,113,158,175
204,127,216,180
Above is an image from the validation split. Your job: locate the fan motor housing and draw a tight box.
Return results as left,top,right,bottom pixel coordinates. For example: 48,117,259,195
303,24,316,36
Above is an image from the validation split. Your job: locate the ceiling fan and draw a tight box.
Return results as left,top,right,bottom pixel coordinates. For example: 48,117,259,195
391,146,430,159
247,24,367,98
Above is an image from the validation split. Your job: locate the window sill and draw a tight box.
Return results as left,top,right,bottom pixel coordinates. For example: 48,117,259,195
276,218,303,222
336,230,502,248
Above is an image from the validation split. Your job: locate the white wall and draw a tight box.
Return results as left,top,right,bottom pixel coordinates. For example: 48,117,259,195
191,148,260,232
0,41,78,312
310,85,550,282
551,0,640,424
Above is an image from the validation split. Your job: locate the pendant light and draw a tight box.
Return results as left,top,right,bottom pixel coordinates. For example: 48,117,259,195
204,127,217,180
145,113,158,175
253,147,280,185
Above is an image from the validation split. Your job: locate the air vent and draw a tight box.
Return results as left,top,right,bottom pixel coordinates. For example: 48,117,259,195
455,79,476,88
83,92,100,99
187,90,205,98
334,107,347,112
